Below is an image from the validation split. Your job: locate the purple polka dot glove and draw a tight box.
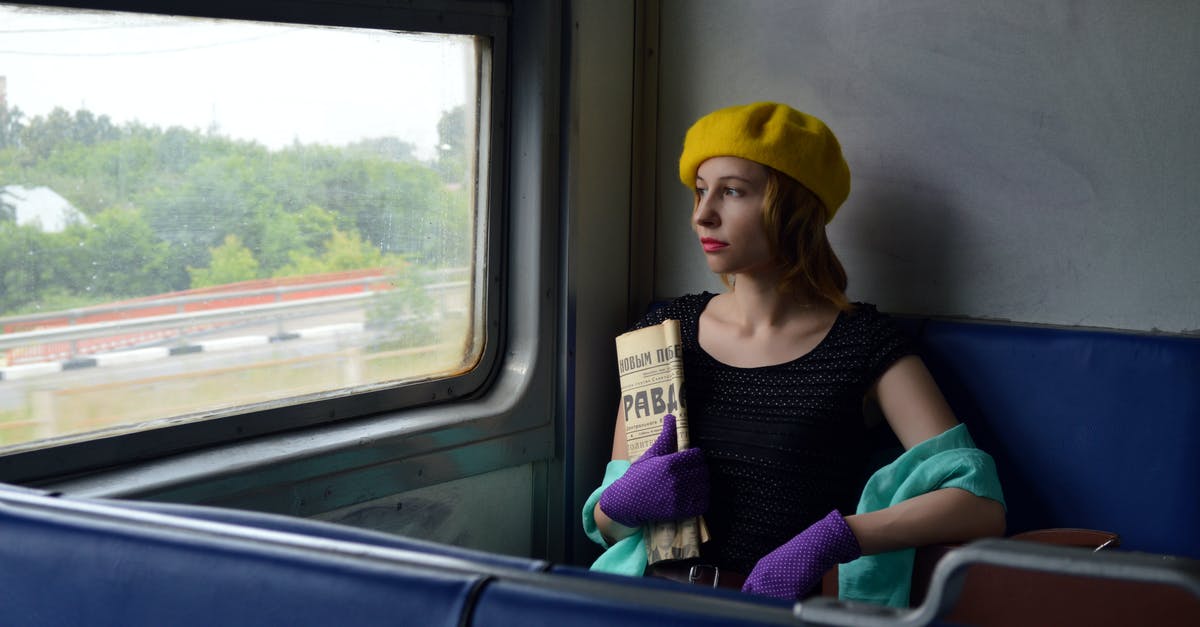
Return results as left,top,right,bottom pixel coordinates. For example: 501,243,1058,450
598,414,710,527
741,510,862,599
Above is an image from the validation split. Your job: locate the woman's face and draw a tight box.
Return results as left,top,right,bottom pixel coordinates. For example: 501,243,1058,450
692,156,773,277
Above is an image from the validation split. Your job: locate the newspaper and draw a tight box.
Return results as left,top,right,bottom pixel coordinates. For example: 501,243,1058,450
615,319,709,564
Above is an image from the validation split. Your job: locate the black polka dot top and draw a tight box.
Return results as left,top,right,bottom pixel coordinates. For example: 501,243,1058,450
633,292,914,574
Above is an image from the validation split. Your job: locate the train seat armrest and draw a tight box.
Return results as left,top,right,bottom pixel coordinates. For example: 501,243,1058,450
799,538,1200,627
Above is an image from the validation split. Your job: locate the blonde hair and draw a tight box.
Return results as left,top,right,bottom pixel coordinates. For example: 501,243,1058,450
730,166,851,310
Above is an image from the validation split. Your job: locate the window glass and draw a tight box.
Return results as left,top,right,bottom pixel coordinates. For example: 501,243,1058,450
0,4,485,452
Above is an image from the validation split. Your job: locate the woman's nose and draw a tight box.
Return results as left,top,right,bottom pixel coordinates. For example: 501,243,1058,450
693,195,718,227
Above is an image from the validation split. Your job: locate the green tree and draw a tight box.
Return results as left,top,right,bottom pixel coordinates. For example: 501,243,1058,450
20,107,76,161
423,185,472,267
0,222,75,313
365,263,435,350
0,105,472,314
0,190,15,224
320,158,444,258
259,203,337,274
318,227,389,271
69,109,120,146
346,136,417,162
188,234,260,288
144,149,277,274
0,103,24,150
274,227,389,277
78,208,175,297
435,105,469,184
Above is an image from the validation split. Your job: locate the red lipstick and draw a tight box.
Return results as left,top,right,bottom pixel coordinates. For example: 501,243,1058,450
700,237,727,252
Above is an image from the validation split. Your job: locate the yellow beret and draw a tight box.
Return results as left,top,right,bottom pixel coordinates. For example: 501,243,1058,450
678,102,851,223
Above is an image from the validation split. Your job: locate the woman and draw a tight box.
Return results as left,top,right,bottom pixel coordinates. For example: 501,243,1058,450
582,102,1006,605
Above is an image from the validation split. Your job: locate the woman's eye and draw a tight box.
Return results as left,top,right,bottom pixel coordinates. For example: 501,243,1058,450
723,187,741,197
695,187,708,197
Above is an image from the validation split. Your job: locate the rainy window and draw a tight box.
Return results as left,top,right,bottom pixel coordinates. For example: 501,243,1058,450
0,4,488,452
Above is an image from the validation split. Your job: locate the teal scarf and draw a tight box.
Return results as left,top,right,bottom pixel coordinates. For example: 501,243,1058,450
582,459,647,575
839,424,1006,607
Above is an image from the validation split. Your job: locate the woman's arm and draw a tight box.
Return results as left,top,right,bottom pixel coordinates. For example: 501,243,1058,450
592,404,638,545
847,355,1006,555
846,487,1006,555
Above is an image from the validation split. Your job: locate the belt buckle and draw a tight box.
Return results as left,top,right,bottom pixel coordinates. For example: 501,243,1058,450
688,564,720,588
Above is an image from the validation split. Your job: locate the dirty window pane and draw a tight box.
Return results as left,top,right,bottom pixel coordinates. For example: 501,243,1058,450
0,4,485,451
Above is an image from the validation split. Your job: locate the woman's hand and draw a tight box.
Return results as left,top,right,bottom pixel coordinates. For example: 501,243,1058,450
598,414,710,527
742,510,861,599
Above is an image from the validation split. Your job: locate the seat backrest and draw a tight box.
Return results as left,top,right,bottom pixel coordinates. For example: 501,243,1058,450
110,497,552,572
0,485,484,626
914,319,1200,559
1,483,802,627
475,565,793,627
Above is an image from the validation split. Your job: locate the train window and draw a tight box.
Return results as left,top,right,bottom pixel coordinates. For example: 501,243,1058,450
0,3,494,458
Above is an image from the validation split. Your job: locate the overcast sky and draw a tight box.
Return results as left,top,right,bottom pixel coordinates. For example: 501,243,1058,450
0,4,474,159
